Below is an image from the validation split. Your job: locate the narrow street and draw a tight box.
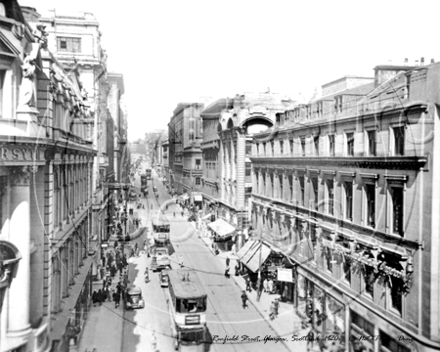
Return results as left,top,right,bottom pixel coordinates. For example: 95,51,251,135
119,166,302,352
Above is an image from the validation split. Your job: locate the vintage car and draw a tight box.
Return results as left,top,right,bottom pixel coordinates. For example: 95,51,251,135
125,286,145,310
160,270,169,287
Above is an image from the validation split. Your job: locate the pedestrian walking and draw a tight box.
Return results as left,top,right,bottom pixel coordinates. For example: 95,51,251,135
273,298,280,318
224,265,230,279
263,278,268,293
181,211,184,217
269,301,276,320
97,289,103,306
113,290,120,308
235,262,240,276
246,277,252,292
178,255,184,268
241,290,248,309
306,328,315,351
174,212,176,217
226,256,230,267
92,290,98,307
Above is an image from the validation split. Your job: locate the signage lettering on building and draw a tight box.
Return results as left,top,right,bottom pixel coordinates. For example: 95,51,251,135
0,147,41,161
277,268,293,282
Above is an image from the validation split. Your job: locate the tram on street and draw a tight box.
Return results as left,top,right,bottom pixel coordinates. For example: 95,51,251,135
150,219,173,271
145,168,152,180
166,269,207,350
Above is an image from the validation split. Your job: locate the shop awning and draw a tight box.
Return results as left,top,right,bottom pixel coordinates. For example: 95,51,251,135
238,240,271,273
194,195,203,202
208,218,235,237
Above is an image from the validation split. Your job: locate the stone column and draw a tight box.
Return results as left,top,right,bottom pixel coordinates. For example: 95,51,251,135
7,166,36,336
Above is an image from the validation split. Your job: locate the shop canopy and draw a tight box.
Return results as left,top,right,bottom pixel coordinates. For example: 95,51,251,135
208,218,235,237
237,240,271,273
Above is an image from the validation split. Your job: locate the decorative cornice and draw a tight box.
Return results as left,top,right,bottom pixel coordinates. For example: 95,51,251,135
250,156,428,171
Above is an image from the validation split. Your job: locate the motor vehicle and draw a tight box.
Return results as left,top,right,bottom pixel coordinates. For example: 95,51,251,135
160,270,169,287
125,286,145,309
187,215,196,222
129,190,137,201
151,247,171,271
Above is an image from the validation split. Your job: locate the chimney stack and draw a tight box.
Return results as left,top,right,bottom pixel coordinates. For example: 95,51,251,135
404,58,408,65
431,58,435,64
421,57,425,66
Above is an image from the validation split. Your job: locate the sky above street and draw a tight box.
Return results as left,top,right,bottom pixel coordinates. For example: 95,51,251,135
27,0,440,141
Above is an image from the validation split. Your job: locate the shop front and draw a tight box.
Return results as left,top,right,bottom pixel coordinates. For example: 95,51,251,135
296,268,346,349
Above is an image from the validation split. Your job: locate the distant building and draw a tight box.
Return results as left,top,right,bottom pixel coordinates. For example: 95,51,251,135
250,63,440,351
168,103,204,202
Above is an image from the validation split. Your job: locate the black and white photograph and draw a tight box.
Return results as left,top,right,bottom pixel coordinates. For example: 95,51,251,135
0,0,439,351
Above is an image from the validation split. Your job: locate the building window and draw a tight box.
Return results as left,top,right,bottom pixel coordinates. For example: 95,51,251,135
288,174,293,202
195,159,201,169
245,162,251,177
279,140,284,155
379,330,411,352
256,144,259,156
289,139,294,155
346,132,354,156
298,176,305,206
390,275,403,314
271,141,275,156
343,256,351,284
262,174,266,196
365,184,375,228
57,37,81,53
314,136,319,156
270,174,274,198
390,186,404,236
325,247,333,272
189,132,195,140
278,175,283,199
394,126,405,156
263,143,267,156
300,138,306,156
364,264,375,299
195,177,201,185
344,181,353,221
329,135,335,156
311,178,319,211
326,179,334,215
367,130,376,156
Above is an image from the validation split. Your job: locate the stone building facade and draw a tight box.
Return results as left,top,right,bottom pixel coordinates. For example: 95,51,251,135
0,3,95,352
250,65,440,351
168,103,204,201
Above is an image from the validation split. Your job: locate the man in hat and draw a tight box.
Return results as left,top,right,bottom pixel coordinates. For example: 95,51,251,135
241,290,248,309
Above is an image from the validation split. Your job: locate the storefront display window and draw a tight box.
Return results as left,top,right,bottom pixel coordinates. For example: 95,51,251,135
350,310,374,352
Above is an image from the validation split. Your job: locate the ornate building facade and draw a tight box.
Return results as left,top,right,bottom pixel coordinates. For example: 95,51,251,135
1,3,95,352
250,65,440,351
215,93,294,248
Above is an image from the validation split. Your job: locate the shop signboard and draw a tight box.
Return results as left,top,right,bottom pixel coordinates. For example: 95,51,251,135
277,268,293,282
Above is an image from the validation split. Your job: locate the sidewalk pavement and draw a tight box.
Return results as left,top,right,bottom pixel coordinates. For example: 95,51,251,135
76,243,126,352
195,223,310,347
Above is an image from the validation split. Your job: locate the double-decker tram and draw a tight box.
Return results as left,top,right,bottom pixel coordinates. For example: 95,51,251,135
166,269,207,351
150,219,173,271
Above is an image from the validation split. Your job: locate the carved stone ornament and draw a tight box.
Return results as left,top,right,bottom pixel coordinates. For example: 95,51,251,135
8,166,38,185
20,56,37,109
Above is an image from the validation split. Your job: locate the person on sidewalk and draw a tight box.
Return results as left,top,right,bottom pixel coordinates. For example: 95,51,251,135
306,328,315,351
234,262,240,276
224,265,230,279
178,255,184,268
226,256,230,267
268,278,274,294
269,301,276,320
241,290,248,309
263,278,268,293
97,289,103,306
92,290,98,307
246,277,252,292
113,290,121,308
273,298,280,318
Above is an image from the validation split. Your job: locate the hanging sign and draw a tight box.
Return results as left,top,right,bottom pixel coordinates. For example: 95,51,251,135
277,268,293,282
